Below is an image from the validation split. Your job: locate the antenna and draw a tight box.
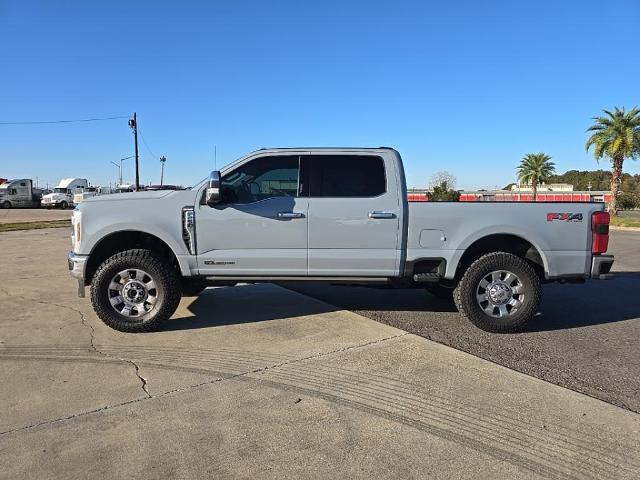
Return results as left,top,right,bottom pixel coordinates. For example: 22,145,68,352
214,145,217,170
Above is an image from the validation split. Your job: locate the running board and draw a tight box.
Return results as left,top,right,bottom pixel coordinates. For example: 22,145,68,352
203,276,391,284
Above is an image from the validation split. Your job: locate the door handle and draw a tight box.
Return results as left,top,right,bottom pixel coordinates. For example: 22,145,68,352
368,211,395,219
277,212,305,219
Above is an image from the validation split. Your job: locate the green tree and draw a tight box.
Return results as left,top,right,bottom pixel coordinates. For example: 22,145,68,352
428,181,460,201
586,107,640,215
516,153,556,201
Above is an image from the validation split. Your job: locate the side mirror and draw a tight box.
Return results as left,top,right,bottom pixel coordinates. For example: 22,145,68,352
205,171,222,206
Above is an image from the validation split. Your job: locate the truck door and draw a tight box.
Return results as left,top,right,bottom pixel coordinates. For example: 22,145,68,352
305,153,401,276
196,154,308,276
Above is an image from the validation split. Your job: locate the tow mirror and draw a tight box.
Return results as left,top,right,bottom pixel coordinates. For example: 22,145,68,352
205,171,222,206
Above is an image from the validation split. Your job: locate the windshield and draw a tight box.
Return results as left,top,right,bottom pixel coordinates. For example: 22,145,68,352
53,188,68,194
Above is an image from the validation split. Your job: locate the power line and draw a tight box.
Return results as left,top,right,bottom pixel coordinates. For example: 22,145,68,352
0,115,129,125
137,125,157,158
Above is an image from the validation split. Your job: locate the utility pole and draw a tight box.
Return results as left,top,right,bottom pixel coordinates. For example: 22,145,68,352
160,156,166,185
128,113,140,191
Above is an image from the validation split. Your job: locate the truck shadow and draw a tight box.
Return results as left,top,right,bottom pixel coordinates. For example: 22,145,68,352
162,283,341,331
163,272,639,333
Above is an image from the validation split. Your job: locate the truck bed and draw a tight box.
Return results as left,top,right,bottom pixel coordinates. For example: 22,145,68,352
406,202,605,279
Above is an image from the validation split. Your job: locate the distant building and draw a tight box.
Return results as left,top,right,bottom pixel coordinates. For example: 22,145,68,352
407,185,612,203
510,183,574,192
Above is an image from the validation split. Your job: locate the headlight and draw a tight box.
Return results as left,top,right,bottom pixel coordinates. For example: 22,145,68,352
71,211,82,251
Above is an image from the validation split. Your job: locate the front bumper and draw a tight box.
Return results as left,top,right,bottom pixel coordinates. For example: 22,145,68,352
590,254,614,280
68,251,88,297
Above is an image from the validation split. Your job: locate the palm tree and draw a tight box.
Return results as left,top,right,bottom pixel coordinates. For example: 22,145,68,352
586,107,640,216
516,153,556,201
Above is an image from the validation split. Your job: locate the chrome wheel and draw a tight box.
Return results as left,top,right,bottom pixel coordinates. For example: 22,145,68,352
475,270,524,318
108,269,158,318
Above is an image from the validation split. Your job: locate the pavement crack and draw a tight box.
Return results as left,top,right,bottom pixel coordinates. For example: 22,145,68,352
0,332,408,436
1,291,153,399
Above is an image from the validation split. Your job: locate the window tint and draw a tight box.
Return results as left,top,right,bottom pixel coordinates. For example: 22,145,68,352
221,155,299,204
308,155,385,197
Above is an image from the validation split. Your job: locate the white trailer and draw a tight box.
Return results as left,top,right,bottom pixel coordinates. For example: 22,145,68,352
42,178,88,209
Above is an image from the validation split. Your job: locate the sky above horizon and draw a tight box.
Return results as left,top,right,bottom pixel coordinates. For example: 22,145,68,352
1,0,639,190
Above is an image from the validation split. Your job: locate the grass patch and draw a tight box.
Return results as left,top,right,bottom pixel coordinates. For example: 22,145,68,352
0,220,71,232
610,216,640,228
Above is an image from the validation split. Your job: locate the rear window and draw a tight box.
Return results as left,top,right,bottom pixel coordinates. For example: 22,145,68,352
308,155,386,197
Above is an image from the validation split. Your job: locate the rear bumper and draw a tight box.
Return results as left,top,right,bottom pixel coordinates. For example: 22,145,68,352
590,254,614,280
68,251,88,297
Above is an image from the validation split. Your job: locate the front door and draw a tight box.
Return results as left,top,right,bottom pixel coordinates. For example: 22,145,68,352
196,154,308,276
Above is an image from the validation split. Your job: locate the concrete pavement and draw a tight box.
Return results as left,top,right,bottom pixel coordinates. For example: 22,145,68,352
1,228,639,479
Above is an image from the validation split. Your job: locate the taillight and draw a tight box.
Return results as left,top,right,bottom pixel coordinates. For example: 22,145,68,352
591,211,610,254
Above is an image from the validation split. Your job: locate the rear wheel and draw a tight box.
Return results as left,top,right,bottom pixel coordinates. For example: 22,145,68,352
90,249,181,332
453,252,541,333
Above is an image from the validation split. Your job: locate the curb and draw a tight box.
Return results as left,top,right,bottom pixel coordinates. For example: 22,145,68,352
610,226,640,232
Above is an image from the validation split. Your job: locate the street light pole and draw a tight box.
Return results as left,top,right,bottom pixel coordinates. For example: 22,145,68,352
110,156,135,186
110,161,121,185
160,156,166,185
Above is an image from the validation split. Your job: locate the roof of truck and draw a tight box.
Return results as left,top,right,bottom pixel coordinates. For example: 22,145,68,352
256,147,398,152
56,178,88,188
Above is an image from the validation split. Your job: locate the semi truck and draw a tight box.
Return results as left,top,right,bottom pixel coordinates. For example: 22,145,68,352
42,178,88,209
68,148,614,333
0,179,43,208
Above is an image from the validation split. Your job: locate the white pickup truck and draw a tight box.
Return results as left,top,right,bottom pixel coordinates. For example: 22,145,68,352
68,148,614,333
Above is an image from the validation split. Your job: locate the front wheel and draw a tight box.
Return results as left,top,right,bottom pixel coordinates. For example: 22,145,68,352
2,201,11,209
60,201,69,209
90,249,182,332
453,252,541,333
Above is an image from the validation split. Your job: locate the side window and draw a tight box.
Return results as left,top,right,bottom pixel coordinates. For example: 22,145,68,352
309,155,386,197
221,155,299,204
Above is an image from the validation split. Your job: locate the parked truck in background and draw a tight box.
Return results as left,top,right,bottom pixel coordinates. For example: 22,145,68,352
0,179,43,208
42,178,88,209
68,147,614,334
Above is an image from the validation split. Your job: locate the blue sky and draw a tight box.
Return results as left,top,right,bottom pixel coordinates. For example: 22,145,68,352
1,0,638,190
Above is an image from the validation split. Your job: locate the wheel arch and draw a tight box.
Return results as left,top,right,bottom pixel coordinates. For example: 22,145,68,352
452,233,548,281
85,230,181,286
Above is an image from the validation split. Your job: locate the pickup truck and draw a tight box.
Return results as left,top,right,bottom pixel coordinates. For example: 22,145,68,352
68,148,614,333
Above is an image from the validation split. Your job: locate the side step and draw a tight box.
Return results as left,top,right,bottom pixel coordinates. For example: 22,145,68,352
413,272,441,283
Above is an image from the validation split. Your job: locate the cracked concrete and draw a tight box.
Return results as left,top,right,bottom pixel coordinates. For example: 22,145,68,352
1,228,639,480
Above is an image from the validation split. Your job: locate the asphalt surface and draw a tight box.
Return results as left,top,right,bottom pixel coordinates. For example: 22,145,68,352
286,230,640,413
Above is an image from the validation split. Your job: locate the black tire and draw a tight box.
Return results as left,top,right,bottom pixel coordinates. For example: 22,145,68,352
60,201,68,209
453,252,541,333
181,278,208,296
90,249,181,332
425,283,455,300
2,201,11,209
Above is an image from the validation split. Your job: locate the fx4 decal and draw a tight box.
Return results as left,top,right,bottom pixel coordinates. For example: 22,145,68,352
547,213,583,222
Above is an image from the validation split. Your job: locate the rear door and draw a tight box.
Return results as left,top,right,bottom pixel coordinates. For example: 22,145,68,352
305,153,401,276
